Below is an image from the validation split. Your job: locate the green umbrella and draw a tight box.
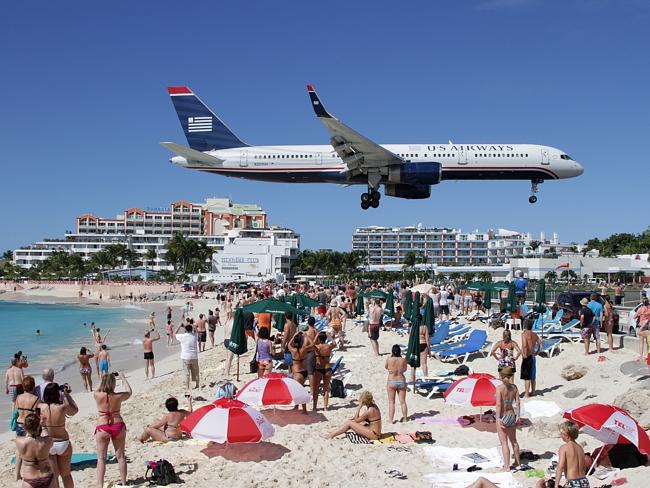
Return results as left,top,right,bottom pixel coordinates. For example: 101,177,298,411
460,281,487,291
491,281,511,291
406,310,421,394
404,290,412,319
227,308,247,381
359,290,388,300
355,294,365,316
410,291,421,326
505,281,517,314
274,295,287,332
384,291,395,318
242,297,300,316
483,287,493,312
423,296,435,334
535,279,546,314
289,293,320,309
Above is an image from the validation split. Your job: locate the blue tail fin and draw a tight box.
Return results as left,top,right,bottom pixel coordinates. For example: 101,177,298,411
167,86,248,151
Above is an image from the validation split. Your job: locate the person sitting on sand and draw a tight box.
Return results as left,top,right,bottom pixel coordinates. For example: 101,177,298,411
78,347,95,392
312,332,336,411
287,331,311,414
14,413,54,488
255,327,274,378
140,396,192,443
535,421,589,488
327,390,382,440
492,330,521,374
385,345,408,423
495,366,520,471
97,345,110,376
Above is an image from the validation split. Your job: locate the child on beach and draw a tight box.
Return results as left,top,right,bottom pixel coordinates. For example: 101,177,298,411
535,421,589,488
98,345,110,375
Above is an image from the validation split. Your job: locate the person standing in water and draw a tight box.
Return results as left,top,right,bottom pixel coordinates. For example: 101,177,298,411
143,329,161,380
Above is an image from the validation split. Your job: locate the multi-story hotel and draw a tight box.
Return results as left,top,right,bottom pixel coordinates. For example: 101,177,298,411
352,225,546,268
13,198,299,280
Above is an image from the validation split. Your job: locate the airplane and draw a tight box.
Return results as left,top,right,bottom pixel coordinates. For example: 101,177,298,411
162,85,583,209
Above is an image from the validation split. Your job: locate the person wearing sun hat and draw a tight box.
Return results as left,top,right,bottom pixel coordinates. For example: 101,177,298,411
578,297,596,355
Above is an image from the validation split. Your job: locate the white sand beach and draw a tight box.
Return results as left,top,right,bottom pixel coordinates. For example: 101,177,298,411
1,291,648,488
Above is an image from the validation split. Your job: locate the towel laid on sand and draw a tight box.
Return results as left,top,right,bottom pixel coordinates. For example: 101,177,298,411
424,472,521,488
346,432,372,444
423,446,503,470
416,416,472,427
521,400,562,418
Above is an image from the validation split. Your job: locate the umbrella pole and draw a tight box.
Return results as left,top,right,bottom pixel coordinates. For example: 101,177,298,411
412,367,416,396
236,355,240,382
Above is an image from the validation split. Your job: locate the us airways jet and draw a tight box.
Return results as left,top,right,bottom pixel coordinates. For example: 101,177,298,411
162,85,583,209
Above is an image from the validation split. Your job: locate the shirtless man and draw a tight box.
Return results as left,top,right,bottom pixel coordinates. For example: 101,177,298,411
368,299,383,356
281,311,297,368
5,358,24,411
520,317,543,397
97,345,111,376
535,421,589,488
207,309,220,349
196,314,207,352
143,329,161,379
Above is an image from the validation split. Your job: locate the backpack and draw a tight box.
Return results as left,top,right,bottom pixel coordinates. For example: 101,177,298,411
330,378,345,398
146,459,178,486
249,358,259,374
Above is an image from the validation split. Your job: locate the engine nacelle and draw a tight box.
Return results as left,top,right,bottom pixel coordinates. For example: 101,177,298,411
384,184,431,199
387,162,442,186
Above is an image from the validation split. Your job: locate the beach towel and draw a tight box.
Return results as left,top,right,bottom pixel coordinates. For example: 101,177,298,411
414,431,435,444
416,416,471,427
423,446,503,470
372,433,398,445
521,400,562,418
424,472,521,488
394,433,415,444
345,432,372,444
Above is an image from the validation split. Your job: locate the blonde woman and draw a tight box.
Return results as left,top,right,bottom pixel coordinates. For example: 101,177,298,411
327,391,382,440
495,366,521,471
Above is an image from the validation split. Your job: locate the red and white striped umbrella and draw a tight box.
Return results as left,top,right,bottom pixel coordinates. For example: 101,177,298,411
236,372,311,406
444,373,502,407
180,398,274,444
564,403,650,455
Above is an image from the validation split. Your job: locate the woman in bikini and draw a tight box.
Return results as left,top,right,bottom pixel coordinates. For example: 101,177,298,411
495,366,521,471
491,329,522,375
91,326,106,379
15,413,55,488
93,372,132,488
287,331,311,414
419,321,430,377
14,376,40,481
325,300,346,348
78,347,94,392
256,327,274,378
328,390,382,440
139,396,192,443
40,383,78,488
312,332,336,411
385,345,408,423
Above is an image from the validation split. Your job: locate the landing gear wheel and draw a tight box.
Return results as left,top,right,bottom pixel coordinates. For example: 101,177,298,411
370,198,380,208
370,190,381,201
361,200,370,210
529,195,537,204
361,192,371,203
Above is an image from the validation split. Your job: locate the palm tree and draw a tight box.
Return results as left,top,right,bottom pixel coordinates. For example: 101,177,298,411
449,272,461,282
462,272,475,283
544,271,558,283
478,271,492,283
402,251,417,272
2,250,13,261
560,270,570,282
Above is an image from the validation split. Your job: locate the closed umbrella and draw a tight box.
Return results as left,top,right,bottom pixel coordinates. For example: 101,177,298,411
355,293,365,316
384,291,395,318
505,281,517,314
404,290,412,319
535,279,547,337
410,291,421,326
483,287,493,313
236,372,311,407
228,308,247,381
406,310,421,395
180,398,274,444
423,296,435,335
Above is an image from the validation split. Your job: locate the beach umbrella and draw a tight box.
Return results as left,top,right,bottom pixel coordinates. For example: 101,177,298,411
404,290,412,319
423,296,435,335
228,308,247,381
444,373,502,407
236,372,310,407
405,311,421,394
359,290,388,300
355,294,365,316
564,403,650,472
535,279,546,313
483,287,493,313
384,292,395,318
273,296,286,332
410,291,421,326
460,281,486,291
289,293,320,309
505,281,517,314
242,297,300,316
180,398,274,444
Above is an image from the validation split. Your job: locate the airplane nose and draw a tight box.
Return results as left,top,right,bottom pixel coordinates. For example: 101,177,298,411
573,162,584,176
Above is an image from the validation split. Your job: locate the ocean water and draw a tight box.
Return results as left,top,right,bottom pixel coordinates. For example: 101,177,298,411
0,301,142,375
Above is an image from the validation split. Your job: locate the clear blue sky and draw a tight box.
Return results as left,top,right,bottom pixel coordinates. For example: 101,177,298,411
1,0,648,252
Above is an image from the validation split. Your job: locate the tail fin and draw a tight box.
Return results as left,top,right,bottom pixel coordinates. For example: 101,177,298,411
167,86,248,151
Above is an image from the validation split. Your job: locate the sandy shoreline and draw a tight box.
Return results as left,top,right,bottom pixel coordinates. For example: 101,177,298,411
1,289,648,487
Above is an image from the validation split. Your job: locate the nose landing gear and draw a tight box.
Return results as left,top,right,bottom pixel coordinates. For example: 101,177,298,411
529,179,543,204
360,189,381,210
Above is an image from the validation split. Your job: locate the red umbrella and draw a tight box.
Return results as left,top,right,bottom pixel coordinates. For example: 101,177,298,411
236,372,310,406
563,403,650,455
180,398,274,444
444,373,502,407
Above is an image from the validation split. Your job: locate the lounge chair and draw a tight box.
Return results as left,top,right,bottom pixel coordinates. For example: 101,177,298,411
538,338,562,357
437,329,490,364
331,356,343,375
429,322,450,346
545,319,581,342
412,378,455,398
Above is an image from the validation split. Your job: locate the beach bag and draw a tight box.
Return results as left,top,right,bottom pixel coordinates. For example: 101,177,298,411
215,382,237,400
330,378,345,398
249,358,259,374
10,409,18,432
146,458,178,485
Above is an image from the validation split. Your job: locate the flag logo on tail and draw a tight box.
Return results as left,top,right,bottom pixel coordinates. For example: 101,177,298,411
188,116,212,133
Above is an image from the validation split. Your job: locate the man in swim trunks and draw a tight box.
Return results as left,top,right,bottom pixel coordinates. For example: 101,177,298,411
368,299,383,356
196,314,207,352
98,345,111,375
5,357,24,411
520,317,543,397
207,309,220,349
143,329,161,380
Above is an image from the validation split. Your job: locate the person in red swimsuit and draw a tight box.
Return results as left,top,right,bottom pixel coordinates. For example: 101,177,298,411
93,372,132,488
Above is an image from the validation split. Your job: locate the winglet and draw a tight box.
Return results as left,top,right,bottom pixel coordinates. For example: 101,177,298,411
168,86,193,95
306,84,333,118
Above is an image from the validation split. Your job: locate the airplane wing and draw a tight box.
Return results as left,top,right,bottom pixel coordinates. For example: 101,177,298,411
307,85,403,175
160,142,224,165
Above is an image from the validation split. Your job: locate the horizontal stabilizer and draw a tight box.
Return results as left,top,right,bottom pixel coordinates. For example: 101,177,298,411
160,142,224,164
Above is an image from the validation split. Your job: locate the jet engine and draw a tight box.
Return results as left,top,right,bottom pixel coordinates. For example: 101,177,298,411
387,162,442,186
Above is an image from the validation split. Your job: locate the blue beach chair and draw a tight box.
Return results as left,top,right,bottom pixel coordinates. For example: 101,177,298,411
437,329,489,364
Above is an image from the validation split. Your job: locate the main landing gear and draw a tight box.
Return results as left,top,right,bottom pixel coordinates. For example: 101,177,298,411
360,189,381,210
529,179,543,204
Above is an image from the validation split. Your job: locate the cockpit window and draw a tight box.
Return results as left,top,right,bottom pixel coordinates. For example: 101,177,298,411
560,154,573,160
